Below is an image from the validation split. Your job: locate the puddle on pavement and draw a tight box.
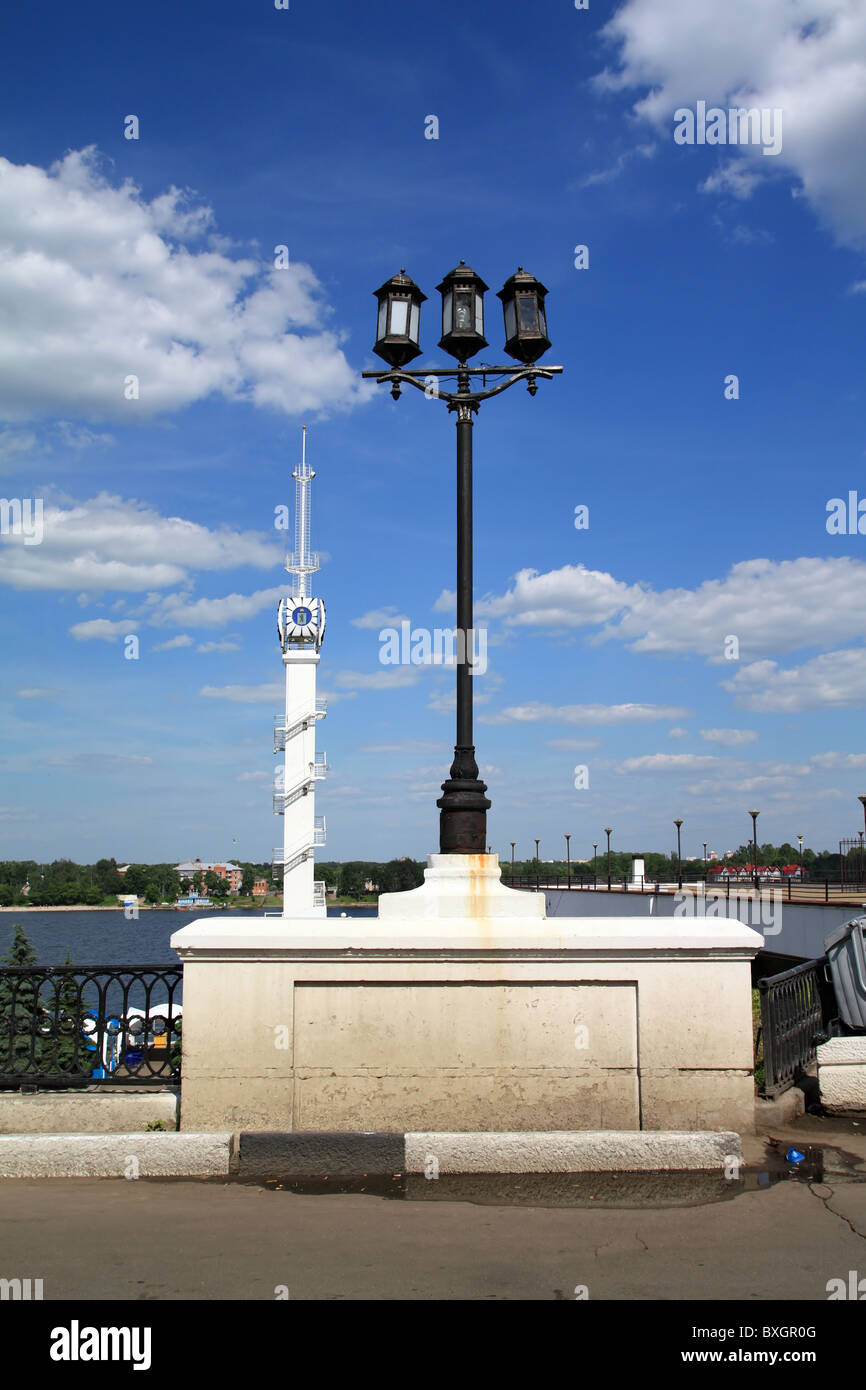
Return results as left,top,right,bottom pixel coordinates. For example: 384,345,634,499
228,1142,866,1210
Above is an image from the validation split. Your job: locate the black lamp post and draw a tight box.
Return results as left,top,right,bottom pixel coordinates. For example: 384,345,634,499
749,809,760,891
364,263,562,854
859,797,866,886
593,843,598,883
534,838,540,889
674,818,683,884
510,841,515,881
605,827,612,888
797,834,804,878
565,832,571,890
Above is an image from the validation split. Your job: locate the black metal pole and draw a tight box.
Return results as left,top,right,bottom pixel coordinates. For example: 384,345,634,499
437,395,490,853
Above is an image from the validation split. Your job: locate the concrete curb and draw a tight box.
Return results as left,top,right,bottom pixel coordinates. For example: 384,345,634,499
0,1130,743,1179
0,1132,233,1178
236,1130,743,1178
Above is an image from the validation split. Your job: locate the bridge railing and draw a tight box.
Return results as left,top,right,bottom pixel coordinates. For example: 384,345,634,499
0,964,182,1089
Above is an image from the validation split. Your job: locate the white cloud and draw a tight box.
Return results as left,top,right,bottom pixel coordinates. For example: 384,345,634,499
196,640,241,653
236,771,271,782
69,618,131,642
618,753,722,773
2,493,282,593
351,607,411,629
700,727,759,747
700,162,761,200
480,557,866,664
596,0,866,248
334,668,420,691
15,687,58,698
723,646,866,711
481,701,692,727
546,738,602,750
200,681,282,703
0,148,366,422
810,750,866,768
668,727,689,739
152,634,194,651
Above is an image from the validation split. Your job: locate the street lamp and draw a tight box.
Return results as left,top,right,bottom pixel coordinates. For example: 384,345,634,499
510,841,516,881
564,833,571,890
364,262,562,854
605,827,612,888
593,843,598,885
749,809,760,891
535,838,540,889
797,834,804,878
674,818,683,884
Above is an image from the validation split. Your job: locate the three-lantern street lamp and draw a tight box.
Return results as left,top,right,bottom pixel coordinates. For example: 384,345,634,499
364,263,562,855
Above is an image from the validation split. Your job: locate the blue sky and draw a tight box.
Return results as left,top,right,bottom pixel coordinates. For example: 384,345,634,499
2,0,866,865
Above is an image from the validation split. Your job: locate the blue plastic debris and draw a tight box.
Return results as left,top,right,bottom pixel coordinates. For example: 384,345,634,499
786,1147,805,1164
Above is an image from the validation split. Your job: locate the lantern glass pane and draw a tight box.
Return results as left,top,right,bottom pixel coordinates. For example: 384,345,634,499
442,291,452,334
409,301,420,343
475,294,483,335
454,291,473,331
377,298,388,341
518,295,537,333
389,298,408,335
504,299,517,341
537,301,547,334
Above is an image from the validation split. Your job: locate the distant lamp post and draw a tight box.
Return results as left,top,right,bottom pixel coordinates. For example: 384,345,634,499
534,838,540,889
674,819,683,884
797,834,804,877
593,843,598,884
364,261,562,855
859,797,866,885
564,833,571,890
749,809,760,890
605,827,612,888
510,841,516,881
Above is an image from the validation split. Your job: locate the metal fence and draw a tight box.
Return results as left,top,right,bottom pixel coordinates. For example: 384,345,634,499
0,964,182,1089
508,875,866,902
757,958,833,1098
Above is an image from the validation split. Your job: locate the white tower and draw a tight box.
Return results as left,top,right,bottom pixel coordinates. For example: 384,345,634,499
273,427,328,918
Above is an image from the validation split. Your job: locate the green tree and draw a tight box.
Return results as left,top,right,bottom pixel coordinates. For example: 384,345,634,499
0,924,41,1071
241,865,255,897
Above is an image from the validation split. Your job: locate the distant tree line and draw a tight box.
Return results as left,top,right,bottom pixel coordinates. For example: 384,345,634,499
0,859,270,907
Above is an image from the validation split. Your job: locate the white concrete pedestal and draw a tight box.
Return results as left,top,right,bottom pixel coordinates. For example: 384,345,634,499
171,855,762,1134
817,1036,866,1112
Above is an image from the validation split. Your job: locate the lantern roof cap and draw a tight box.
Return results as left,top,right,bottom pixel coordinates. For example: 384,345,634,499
373,269,426,301
436,260,489,294
497,266,549,299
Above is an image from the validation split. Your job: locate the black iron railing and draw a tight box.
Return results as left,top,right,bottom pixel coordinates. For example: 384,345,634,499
757,958,834,1098
0,965,182,1089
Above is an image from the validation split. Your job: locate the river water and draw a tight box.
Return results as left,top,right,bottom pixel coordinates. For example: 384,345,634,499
0,907,377,967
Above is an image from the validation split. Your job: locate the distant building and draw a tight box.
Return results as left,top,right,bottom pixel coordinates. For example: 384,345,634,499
175,859,243,894
252,878,269,899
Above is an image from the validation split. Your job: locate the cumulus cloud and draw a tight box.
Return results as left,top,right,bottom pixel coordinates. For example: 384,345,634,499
350,607,411,629
700,727,759,747
15,687,58,698
0,148,366,422
69,618,131,642
1,493,282,593
334,668,420,691
196,640,241,653
481,702,692,727
596,0,866,247
723,646,866,711
152,634,194,652
479,557,866,664
618,753,722,773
